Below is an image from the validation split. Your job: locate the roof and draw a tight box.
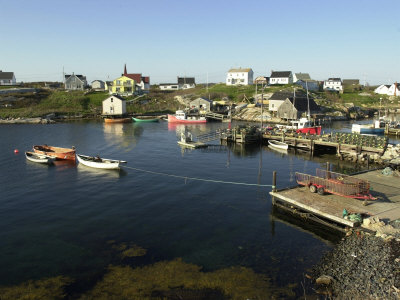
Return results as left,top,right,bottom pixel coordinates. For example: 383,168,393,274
0,71,14,80
295,73,311,80
228,68,252,73
105,94,125,101
124,73,142,83
159,83,178,86
326,78,342,82
190,97,212,103
91,80,104,83
286,96,320,112
178,77,195,84
65,74,86,81
270,90,306,101
343,79,360,85
270,71,292,78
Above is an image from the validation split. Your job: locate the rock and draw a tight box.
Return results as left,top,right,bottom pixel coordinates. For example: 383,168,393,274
316,275,334,285
363,218,371,226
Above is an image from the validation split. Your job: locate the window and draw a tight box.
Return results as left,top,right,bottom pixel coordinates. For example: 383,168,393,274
111,98,113,102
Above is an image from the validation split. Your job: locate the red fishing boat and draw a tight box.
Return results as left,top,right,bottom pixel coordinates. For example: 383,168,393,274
167,110,207,124
33,145,76,161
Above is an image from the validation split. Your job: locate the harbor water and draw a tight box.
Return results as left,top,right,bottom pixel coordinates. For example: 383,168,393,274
0,119,386,296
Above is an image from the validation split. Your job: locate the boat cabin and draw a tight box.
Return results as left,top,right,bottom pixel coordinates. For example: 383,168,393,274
291,117,312,129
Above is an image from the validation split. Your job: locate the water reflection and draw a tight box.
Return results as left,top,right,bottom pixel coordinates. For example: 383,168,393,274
103,123,143,151
77,163,127,179
167,123,208,135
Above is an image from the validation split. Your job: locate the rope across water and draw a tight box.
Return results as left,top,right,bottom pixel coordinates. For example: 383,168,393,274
123,165,273,187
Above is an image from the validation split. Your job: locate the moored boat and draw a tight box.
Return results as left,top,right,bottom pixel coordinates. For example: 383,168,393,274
25,151,56,164
132,117,159,122
76,154,127,170
33,145,76,161
352,121,384,135
268,140,289,150
168,110,207,124
104,117,132,123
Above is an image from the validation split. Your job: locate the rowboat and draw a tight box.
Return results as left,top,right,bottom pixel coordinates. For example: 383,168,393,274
104,117,132,123
25,151,56,164
76,154,127,170
33,145,76,161
268,140,289,150
132,117,159,122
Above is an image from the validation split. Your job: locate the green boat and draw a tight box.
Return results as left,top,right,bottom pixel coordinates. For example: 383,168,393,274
132,117,159,122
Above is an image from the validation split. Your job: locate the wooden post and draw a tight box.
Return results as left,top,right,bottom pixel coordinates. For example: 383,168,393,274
326,162,330,179
272,171,277,192
311,140,314,156
367,155,370,169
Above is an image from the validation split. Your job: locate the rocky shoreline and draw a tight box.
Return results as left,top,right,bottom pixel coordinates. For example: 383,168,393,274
311,231,400,299
0,117,55,124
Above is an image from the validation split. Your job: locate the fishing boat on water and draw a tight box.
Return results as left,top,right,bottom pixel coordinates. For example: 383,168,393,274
104,117,132,123
132,117,159,122
25,151,56,164
352,121,384,135
33,145,76,161
268,140,289,150
168,110,207,124
76,154,127,170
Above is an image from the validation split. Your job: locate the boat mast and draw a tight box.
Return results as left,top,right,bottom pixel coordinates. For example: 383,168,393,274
306,80,310,120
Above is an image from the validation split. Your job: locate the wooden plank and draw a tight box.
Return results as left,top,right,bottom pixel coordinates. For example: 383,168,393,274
270,191,356,227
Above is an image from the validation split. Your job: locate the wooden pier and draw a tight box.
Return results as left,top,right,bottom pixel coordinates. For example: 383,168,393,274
263,132,386,161
270,169,400,232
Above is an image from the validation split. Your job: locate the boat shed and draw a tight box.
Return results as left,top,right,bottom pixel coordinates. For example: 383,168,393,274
102,95,126,116
277,96,319,120
189,97,212,112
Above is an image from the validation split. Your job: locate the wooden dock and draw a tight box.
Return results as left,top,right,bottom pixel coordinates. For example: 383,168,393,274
270,169,400,231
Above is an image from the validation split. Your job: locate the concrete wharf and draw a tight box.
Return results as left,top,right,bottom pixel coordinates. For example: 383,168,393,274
270,169,400,232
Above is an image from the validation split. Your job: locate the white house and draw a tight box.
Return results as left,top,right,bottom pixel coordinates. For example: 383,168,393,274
178,77,196,89
91,80,105,90
293,73,311,83
269,71,293,85
159,83,179,90
65,73,87,90
323,78,343,92
388,83,400,96
102,95,126,116
374,84,391,95
226,68,253,86
0,71,16,85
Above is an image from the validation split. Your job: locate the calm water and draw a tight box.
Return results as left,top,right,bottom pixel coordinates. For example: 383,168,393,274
0,119,389,293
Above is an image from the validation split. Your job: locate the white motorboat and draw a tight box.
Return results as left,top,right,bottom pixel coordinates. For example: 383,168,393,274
25,151,56,164
268,140,289,150
76,154,127,170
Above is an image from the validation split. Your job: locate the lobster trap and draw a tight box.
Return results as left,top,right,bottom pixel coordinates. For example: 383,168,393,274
295,169,375,200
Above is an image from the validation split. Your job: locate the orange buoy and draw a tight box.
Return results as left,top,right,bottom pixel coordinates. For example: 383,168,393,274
14,149,19,154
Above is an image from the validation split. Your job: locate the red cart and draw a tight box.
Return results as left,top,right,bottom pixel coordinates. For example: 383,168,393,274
296,169,376,201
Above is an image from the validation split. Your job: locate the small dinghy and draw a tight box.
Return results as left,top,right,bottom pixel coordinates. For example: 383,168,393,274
268,140,289,150
25,151,56,164
76,154,127,170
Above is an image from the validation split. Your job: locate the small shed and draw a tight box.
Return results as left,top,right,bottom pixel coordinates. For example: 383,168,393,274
92,80,105,90
277,96,319,120
189,97,212,111
102,95,126,116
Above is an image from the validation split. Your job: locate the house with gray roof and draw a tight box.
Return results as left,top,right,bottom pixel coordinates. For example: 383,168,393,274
269,71,293,85
277,95,320,120
0,71,16,85
323,78,343,92
91,80,105,90
65,73,87,90
293,73,311,83
178,77,196,89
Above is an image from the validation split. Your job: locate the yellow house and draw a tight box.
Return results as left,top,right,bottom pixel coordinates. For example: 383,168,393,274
110,75,136,95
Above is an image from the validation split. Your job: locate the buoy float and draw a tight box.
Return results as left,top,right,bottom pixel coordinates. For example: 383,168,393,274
14,149,19,154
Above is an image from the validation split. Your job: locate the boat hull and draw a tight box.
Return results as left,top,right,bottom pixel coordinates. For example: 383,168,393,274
296,126,322,135
25,151,55,164
352,124,384,134
268,140,288,150
132,117,159,122
104,118,132,123
167,114,207,124
33,145,76,161
76,154,125,170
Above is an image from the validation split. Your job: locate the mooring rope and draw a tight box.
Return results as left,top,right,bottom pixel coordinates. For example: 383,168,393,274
123,165,272,187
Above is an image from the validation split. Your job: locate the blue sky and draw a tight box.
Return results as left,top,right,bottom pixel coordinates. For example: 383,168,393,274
1,0,399,85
